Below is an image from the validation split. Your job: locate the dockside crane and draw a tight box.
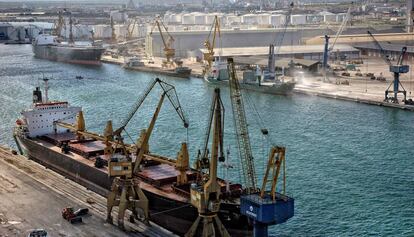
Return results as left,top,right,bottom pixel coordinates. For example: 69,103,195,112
322,3,353,80
186,88,230,237
150,17,176,68
228,58,294,236
203,15,221,73
227,58,258,194
367,31,409,104
268,3,293,80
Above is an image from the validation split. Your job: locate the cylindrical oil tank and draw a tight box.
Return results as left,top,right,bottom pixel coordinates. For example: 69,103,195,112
182,13,195,25
194,13,206,25
290,14,307,25
270,14,285,27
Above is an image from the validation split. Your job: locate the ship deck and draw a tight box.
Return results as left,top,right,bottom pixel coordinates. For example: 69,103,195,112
0,146,176,236
34,132,242,203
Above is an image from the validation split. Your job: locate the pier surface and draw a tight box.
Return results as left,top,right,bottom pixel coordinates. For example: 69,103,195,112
0,146,176,237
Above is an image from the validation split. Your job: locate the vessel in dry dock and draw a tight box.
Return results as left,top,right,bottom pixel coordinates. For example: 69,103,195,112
13,80,251,236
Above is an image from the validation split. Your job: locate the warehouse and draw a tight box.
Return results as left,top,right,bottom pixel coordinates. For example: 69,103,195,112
195,44,360,61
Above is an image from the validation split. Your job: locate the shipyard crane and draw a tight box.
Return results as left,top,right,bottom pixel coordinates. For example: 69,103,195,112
126,18,138,41
227,58,258,194
149,17,176,68
268,2,293,80
203,15,221,72
186,88,230,237
367,31,409,104
322,3,353,77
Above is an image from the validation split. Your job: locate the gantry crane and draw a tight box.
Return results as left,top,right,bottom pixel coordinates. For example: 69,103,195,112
150,17,176,68
367,31,409,104
186,88,230,237
227,58,258,194
203,15,221,72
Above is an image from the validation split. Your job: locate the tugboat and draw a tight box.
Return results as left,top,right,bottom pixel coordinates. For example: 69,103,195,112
14,78,252,236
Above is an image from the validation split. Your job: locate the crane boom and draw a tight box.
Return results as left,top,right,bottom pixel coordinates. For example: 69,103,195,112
329,4,352,51
367,31,392,66
227,58,257,193
204,16,221,69
113,78,188,136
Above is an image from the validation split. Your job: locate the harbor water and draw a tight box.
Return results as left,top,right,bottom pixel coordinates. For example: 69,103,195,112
0,44,413,236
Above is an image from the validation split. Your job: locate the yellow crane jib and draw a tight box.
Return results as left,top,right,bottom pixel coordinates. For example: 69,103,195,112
150,18,176,67
186,88,230,237
203,15,221,70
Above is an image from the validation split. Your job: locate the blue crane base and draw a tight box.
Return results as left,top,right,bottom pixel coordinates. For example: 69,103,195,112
240,193,294,237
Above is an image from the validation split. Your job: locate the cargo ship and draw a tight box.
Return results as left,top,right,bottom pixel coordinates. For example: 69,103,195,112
204,60,295,95
32,34,105,65
13,80,252,236
123,57,192,78
32,12,104,65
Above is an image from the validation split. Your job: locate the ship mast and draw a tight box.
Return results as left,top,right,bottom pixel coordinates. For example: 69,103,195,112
69,13,74,45
43,78,49,103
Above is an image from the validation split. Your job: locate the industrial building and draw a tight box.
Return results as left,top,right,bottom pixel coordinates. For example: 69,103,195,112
195,44,360,61
147,26,399,58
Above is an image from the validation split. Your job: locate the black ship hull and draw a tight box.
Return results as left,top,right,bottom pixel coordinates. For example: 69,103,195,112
32,44,105,65
16,136,251,236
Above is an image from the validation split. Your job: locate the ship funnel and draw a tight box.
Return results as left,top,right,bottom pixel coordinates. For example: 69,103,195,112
33,87,43,103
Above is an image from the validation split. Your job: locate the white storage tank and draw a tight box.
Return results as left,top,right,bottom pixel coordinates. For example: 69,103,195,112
242,14,260,25
182,13,195,25
226,15,242,25
336,13,347,22
290,14,307,25
171,13,183,23
321,11,337,22
270,14,285,27
258,13,271,25
194,13,206,25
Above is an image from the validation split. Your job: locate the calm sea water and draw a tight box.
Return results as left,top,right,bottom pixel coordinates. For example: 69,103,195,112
0,44,413,236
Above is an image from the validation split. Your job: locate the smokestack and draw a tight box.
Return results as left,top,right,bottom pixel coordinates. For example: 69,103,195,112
408,0,414,32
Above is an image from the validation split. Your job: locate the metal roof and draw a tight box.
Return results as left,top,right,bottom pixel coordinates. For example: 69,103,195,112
353,42,414,53
199,44,358,57
234,56,320,67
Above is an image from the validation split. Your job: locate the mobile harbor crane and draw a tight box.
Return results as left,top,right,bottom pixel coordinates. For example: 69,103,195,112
228,58,294,237
368,31,410,104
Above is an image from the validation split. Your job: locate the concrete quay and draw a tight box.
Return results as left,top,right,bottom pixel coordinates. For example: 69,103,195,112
0,146,176,237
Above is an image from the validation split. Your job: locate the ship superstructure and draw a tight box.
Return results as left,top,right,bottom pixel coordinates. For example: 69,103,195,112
16,79,81,138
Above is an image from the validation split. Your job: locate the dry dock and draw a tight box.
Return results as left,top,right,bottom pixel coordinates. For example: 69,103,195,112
0,146,176,237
